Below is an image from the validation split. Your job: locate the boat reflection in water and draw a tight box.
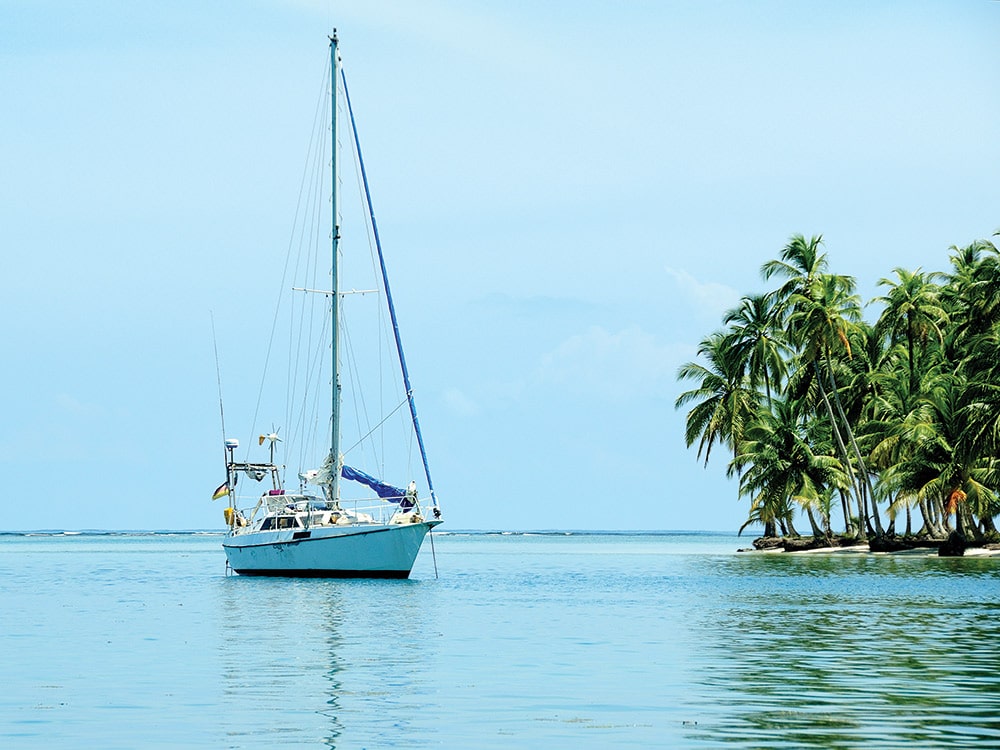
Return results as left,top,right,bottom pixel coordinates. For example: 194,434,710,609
218,579,345,746
218,575,439,747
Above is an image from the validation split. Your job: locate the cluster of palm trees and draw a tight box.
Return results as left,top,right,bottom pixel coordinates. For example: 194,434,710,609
676,233,1000,544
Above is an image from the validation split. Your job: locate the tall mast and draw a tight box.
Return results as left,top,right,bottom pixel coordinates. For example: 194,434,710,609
329,30,342,504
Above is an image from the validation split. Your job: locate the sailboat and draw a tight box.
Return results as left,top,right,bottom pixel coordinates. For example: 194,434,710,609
216,31,442,578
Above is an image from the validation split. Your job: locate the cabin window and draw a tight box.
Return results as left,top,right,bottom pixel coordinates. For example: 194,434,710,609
259,516,302,531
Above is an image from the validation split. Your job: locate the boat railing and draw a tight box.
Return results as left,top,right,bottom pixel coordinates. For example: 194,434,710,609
226,492,428,531
338,495,426,524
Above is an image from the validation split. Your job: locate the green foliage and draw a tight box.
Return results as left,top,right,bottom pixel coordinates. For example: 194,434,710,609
730,398,848,536
676,231,1000,540
676,332,760,466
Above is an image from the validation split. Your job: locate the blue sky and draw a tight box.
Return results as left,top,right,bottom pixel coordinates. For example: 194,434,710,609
2,1,998,532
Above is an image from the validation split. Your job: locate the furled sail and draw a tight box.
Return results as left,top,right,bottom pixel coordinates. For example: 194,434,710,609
300,453,338,486
341,465,413,509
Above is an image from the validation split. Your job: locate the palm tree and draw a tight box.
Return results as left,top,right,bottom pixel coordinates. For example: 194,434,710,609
676,332,760,467
881,371,999,542
873,267,948,401
758,234,886,537
941,240,1000,355
761,234,828,306
787,273,861,364
961,333,1000,482
730,398,849,539
864,350,948,538
838,322,886,444
938,238,1000,536
723,293,790,406
787,272,886,536
833,323,888,535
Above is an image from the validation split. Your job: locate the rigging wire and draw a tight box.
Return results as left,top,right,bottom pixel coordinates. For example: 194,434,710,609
278,64,407,490
341,302,378,470
341,66,439,509
341,396,410,458
246,56,332,466
336,78,416,488
345,85,392,480
290,82,331,478
238,52,434,519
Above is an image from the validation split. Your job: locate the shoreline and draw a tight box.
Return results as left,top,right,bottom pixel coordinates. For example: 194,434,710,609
741,537,1000,557
796,544,1000,557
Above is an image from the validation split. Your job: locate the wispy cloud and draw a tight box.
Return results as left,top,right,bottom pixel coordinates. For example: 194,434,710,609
663,266,740,321
537,325,686,402
55,393,102,416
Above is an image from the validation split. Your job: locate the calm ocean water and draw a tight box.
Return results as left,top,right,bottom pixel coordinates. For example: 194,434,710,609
1,531,998,748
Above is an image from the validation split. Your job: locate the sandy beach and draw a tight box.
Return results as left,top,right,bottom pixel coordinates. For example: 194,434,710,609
791,543,1000,557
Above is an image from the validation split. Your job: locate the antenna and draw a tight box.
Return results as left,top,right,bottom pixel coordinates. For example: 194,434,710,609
211,312,229,476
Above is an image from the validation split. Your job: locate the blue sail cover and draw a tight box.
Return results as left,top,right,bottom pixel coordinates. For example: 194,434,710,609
341,465,412,509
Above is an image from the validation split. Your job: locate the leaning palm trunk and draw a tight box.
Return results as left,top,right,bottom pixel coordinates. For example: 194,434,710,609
838,489,855,536
938,497,953,534
917,496,947,538
823,357,885,536
785,515,800,537
954,499,968,538
917,496,933,536
956,500,982,544
805,506,825,538
856,487,869,539
814,363,866,539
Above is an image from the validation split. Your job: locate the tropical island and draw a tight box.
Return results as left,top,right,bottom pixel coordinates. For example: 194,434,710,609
676,233,1000,556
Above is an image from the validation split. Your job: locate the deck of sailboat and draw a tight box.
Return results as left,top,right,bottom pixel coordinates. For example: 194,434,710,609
224,517,442,547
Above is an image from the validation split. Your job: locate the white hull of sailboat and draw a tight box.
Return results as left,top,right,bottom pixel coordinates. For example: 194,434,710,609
223,520,439,578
